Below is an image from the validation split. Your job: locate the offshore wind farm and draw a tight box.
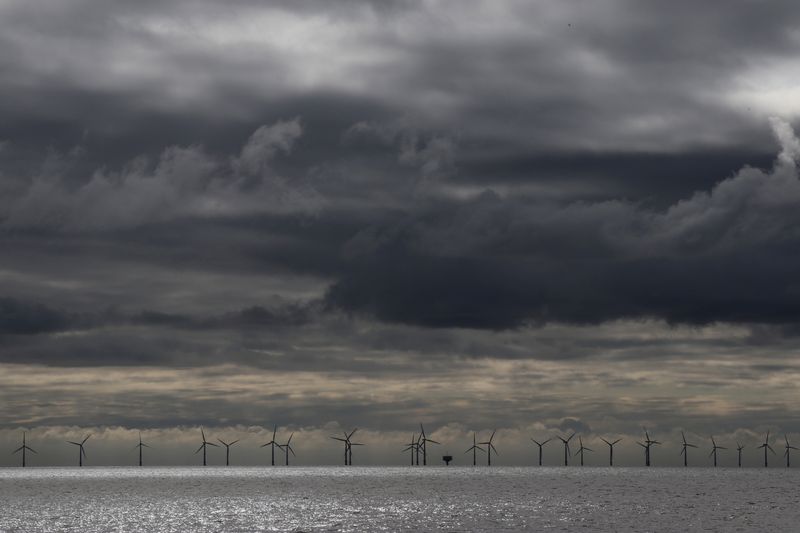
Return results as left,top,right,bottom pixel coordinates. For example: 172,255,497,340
4,0,800,530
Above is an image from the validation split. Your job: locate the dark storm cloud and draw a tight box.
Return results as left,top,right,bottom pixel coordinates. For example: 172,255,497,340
2,0,800,443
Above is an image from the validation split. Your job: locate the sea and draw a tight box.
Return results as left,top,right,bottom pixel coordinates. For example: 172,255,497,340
0,467,797,532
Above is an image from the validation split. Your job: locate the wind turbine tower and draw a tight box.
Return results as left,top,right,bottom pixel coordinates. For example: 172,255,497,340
402,434,418,465
218,438,240,466
67,435,90,467
479,430,498,466
575,436,593,466
680,432,697,467
757,431,776,468
464,433,485,466
784,435,798,467
261,426,279,466
736,442,744,468
279,433,296,466
12,431,36,467
194,428,218,466
600,437,621,467
530,437,551,466
419,424,440,466
134,432,150,467
557,433,575,466
709,436,726,467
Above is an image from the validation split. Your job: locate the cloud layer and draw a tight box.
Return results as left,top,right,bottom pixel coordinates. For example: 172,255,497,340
1,0,800,462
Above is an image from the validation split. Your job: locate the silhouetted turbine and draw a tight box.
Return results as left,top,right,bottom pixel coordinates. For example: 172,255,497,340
464,433,485,466
261,425,279,466
640,428,661,466
557,433,575,466
12,431,36,467
194,427,218,466
736,442,744,468
67,434,90,467
600,437,621,466
330,428,360,465
575,437,593,466
330,432,350,465
530,437,551,466
402,433,418,465
218,438,240,466
784,435,798,467
278,433,295,466
709,436,726,467
348,431,365,465
134,432,150,467
419,424,440,466
680,431,697,467
757,431,776,468
479,430,498,466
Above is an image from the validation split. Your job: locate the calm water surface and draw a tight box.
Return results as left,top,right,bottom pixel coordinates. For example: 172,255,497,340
0,467,797,532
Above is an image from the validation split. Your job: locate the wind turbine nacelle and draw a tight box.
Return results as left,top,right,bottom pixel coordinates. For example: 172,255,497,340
443,455,453,465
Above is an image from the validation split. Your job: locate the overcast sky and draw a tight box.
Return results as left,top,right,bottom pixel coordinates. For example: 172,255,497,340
2,0,800,466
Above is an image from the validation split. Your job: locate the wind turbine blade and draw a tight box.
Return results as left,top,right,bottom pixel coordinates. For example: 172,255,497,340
543,438,552,445
194,444,204,454
287,433,294,445
218,439,228,446
82,435,91,444
68,441,81,446
348,429,358,439
12,446,23,454
490,443,498,455
427,439,440,445
687,444,698,448
289,446,296,457
207,442,219,447
600,438,610,446
28,447,37,454
490,429,497,442
612,439,621,445
230,440,240,446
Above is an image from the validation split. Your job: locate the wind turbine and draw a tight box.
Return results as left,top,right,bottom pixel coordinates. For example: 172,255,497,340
557,433,575,466
600,437,621,466
348,431,366,465
640,428,660,466
574,436,593,466
330,428,361,465
217,438,240,466
134,432,150,467
12,431,36,467
330,432,350,465
194,427,218,466
709,436,726,467
680,431,697,467
736,442,744,468
278,433,296,466
479,430,498,466
757,431,775,468
464,433,485,466
67,435,90,467
419,424,440,466
261,426,279,466
784,435,798,467
530,437,551,466
402,434,418,465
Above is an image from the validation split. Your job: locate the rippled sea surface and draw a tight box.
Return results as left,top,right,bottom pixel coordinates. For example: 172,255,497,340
0,467,797,532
